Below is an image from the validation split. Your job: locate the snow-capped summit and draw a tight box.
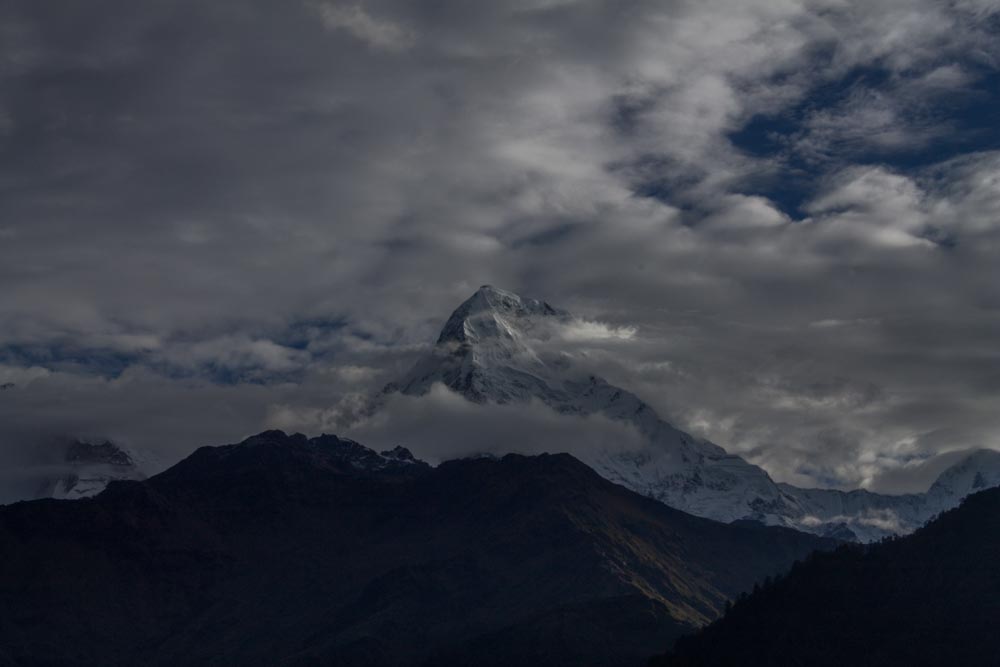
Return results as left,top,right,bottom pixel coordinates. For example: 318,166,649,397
927,449,1000,507
389,286,802,527
382,286,1000,541
436,285,564,345
392,285,569,404
38,439,146,500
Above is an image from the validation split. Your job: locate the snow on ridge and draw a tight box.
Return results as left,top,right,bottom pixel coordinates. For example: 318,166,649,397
374,286,1000,541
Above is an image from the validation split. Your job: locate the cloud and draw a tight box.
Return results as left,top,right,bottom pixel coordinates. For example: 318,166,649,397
0,364,51,386
808,318,880,329
799,507,906,534
553,318,637,342
805,166,934,248
154,336,309,379
0,0,998,499
314,2,414,51
299,383,648,464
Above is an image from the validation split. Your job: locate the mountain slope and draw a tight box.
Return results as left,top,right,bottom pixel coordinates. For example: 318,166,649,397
0,430,831,667
386,286,802,528
652,485,1000,667
925,448,1000,508
379,285,1000,541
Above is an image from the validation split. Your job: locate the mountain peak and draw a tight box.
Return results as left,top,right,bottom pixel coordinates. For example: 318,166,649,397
151,431,430,492
39,438,145,500
383,288,1000,541
928,448,1000,500
65,439,135,467
436,285,561,344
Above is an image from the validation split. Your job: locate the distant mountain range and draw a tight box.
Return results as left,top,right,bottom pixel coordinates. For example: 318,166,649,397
0,430,830,667
652,484,1000,666
19,286,1000,544
369,285,1000,542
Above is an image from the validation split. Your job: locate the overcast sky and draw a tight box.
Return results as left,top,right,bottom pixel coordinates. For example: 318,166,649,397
1,0,999,495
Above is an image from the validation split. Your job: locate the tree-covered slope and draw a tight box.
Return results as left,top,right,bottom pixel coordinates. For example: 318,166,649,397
653,486,1000,667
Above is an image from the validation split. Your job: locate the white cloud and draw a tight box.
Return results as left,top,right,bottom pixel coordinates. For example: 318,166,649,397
314,2,414,51
157,336,309,375
805,166,934,248
556,319,637,342
798,508,905,533
928,151,1000,233
808,318,879,329
0,364,50,386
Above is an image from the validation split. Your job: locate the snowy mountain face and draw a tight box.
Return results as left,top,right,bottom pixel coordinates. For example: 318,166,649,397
384,285,1000,542
389,286,569,404
927,449,1000,508
36,439,146,500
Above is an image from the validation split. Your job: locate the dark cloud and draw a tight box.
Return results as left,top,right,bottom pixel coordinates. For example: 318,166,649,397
1,0,999,498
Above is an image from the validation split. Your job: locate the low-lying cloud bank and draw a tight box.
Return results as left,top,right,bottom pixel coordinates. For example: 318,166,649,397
271,383,648,465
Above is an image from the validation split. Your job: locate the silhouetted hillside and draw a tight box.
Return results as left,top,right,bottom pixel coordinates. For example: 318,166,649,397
0,431,830,666
653,486,1000,667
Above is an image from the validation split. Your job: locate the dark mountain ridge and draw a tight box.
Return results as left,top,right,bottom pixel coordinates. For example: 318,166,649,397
0,430,831,666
